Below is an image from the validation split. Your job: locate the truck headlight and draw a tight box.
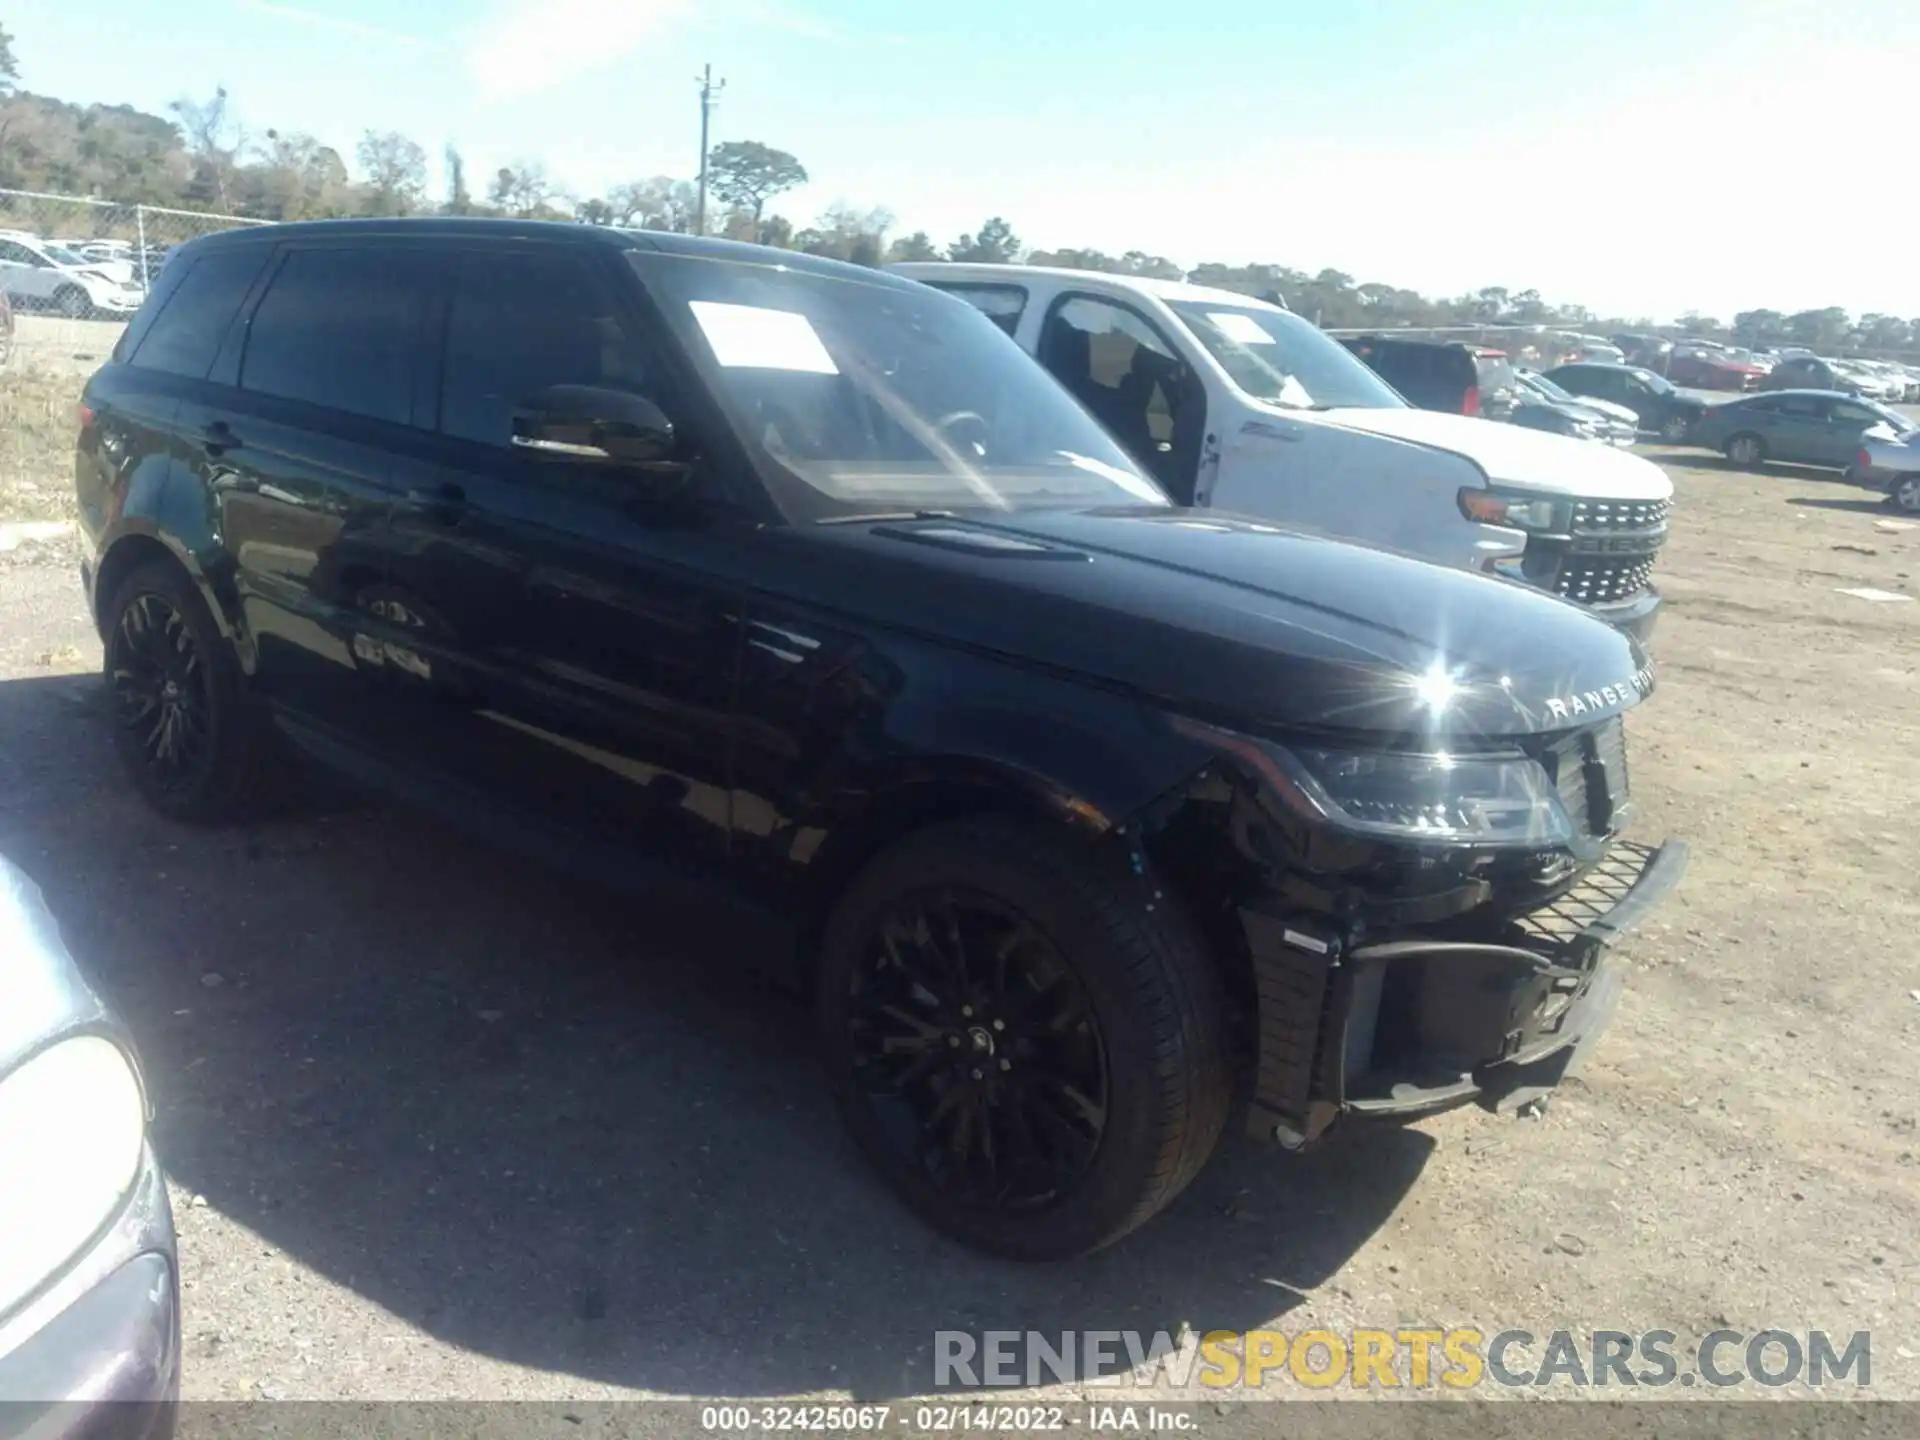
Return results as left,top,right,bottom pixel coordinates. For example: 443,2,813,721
1458,487,1564,532
0,1035,147,1316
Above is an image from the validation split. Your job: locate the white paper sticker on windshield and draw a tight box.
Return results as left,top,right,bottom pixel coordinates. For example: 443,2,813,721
689,301,839,374
1207,311,1276,345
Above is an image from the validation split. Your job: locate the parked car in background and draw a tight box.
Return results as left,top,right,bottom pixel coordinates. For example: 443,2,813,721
1611,334,1671,369
78,219,1688,1259
0,857,179,1421
1665,343,1764,391
1544,362,1708,443
1335,335,1519,419
0,232,146,318
1513,369,1637,446
900,263,1675,641
1828,360,1904,403
1689,389,1914,470
1853,360,1919,402
1854,429,1920,513
1760,355,1860,396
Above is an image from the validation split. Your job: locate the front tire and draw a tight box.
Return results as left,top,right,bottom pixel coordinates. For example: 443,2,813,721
1725,432,1767,469
816,816,1232,1260
103,558,270,823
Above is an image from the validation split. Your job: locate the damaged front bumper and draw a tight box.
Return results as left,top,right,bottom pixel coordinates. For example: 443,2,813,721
1241,839,1687,1147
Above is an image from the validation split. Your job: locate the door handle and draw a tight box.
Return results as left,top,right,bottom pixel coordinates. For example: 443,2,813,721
403,482,466,524
201,421,240,457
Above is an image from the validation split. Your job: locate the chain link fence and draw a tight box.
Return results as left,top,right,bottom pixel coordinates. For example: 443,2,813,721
0,188,269,374
0,189,264,526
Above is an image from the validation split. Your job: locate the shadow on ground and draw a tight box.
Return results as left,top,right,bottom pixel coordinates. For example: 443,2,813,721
0,673,1429,1401
1787,495,1902,516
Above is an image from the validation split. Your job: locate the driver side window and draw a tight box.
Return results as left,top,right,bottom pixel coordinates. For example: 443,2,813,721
1037,295,1202,498
0,239,45,268
439,249,659,449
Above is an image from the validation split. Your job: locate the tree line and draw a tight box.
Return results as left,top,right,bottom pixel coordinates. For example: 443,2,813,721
1,27,1914,357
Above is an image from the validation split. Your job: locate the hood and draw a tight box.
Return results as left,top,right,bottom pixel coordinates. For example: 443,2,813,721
1304,405,1673,500
774,508,1652,744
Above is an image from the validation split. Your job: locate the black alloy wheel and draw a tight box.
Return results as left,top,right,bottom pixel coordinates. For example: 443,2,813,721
1659,413,1691,443
109,590,214,799
844,887,1111,1213
103,558,271,822
817,816,1232,1260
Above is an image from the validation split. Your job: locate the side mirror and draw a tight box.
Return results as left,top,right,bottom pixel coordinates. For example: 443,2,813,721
511,385,677,466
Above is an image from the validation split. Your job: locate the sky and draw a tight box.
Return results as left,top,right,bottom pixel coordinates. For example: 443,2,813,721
7,0,1919,322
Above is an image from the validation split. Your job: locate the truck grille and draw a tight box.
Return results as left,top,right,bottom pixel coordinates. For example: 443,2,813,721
1555,556,1657,605
1536,498,1670,607
1547,718,1631,837
1569,498,1671,531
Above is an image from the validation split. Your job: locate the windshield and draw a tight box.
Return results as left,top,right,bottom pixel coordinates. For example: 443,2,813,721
1630,367,1676,396
1164,301,1406,410
42,243,86,266
641,253,1169,521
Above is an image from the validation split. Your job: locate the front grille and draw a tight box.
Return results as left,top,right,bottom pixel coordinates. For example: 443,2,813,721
1545,718,1630,838
1555,556,1656,604
1533,496,1670,606
1569,497,1671,531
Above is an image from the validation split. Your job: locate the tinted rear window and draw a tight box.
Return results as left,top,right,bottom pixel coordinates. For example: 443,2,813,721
125,247,270,379
240,247,425,423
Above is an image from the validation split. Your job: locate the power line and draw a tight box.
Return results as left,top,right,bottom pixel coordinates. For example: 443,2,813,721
694,63,725,237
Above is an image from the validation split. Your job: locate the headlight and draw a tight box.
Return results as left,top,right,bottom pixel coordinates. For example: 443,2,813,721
1458,487,1564,532
1281,745,1573,846
0,1035,147,1316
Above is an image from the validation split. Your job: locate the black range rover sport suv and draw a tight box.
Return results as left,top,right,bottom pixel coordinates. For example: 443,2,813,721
75,220,1685,1259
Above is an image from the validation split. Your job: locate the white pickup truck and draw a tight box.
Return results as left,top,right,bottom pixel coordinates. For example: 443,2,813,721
890,263,1673,643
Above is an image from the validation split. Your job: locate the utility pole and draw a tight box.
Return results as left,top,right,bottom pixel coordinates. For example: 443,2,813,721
694,63,725,236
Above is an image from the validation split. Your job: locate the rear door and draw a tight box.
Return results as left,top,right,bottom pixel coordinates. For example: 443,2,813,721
181,240,432,750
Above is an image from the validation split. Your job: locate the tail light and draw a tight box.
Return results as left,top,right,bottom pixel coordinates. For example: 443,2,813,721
1857,449,1871,471
76,402,95,432
1462,386,1481,418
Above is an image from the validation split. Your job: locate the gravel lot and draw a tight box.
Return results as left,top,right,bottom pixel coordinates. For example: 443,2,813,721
1,425,1917,1407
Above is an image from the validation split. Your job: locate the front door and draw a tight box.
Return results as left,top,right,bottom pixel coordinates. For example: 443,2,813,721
376,241,746,885
1815,397,1889,467
1759,394,1831,463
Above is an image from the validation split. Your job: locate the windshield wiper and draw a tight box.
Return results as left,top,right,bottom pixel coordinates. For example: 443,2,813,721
815,508,959,526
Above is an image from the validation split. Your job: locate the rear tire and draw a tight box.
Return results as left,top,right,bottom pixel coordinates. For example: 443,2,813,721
1659,413,1691,443
102,558,271,823
816,816,1232,1260
1893,475,1920,514
1725,433,1767,469
55,285,89,320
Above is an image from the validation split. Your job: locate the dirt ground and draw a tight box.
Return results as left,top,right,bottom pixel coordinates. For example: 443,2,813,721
0,408,1916,1407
